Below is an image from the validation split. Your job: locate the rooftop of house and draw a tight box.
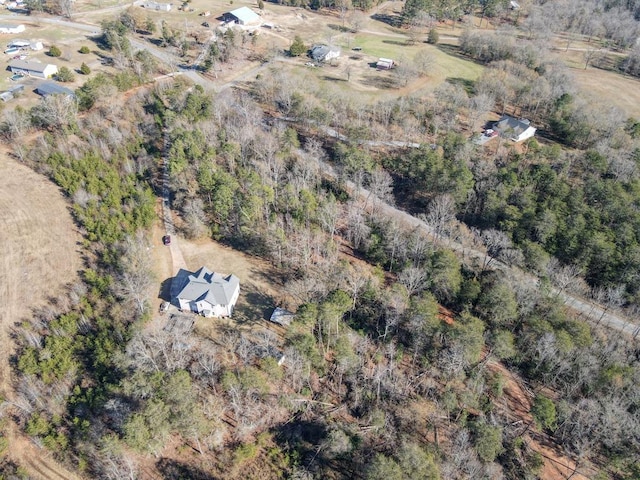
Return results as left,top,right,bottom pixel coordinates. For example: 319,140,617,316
495,115,533,135
9,59,53,72
36,82,74,97
176,267,239,307
228,6,260,23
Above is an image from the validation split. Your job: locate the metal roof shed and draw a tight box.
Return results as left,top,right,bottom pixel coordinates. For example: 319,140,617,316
226,6,260,25
35,82,74,97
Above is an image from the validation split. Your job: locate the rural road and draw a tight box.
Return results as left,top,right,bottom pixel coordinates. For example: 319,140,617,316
161,127,187,274
1,14,636,336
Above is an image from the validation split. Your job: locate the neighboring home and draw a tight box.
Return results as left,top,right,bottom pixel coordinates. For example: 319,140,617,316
0,24,25,33
494,115,536,142
7,38,29,48
142,0,171,11
0,24,25,34
8,59,57,78
0,84,24,102
269,307,295,327
224,6,261,26
35,82,74,97
174,267,240,318
310,44,340,63
376,57,395,70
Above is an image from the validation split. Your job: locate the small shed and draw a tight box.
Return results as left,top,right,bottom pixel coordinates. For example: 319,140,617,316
142,0,172,11
224,6,261,26
376,57,395,70
30,41,43,51
269,307,295,327
35,82,74,97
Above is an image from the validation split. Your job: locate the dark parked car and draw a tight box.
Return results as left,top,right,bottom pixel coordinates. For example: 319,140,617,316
163,235,171,245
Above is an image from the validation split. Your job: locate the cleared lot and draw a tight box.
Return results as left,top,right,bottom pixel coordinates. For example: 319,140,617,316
0,150,82,479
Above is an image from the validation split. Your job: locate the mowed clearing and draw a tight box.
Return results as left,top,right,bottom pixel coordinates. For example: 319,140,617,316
571,67,640,118
0,152,82,480
179,238,281,331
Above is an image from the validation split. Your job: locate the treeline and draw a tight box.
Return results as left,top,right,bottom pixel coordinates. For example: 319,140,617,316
152,78,639,478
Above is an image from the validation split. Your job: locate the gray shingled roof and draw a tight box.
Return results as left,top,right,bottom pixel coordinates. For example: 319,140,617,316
496,116,531,136
9,59,50,73
176,267,239,307
36,82,74,97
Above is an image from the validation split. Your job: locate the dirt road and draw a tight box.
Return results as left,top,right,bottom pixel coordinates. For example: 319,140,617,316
315,159,640,338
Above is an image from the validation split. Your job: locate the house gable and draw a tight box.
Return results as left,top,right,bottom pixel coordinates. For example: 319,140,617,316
174,267,240,317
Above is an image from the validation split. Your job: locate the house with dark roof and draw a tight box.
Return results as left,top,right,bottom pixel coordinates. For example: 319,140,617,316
224,6,260,26
8,59,57,78
494,115,536,142
174,267,240,317
310,44,341,63
35,82,74,97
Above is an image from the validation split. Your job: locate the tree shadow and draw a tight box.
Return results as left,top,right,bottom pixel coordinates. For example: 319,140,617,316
371,13,403,28
382,39,407,46
233,283,276,326
446,77,476,95
361,74,398,89
156,458,219,480
321,75,347,82
158,277,172,301
327,23,352,33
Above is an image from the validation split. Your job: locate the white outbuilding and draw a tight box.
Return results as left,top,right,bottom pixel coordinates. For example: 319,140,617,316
224,6,261,26
0,24,26,34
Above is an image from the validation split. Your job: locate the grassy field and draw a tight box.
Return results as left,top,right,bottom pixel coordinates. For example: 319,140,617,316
0,150,82,480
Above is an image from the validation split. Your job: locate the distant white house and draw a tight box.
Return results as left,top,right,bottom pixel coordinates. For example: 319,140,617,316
310,44,340,63
494,116,536,142
174,267,240,318
0,24,26,34
376,57,395,70
8,59,58,78
224,6,261,26
142,0,171,11
7,39,29,48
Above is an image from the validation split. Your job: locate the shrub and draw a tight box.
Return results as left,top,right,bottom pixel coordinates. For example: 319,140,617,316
48,45,62,57
427,28,439,44
80,62,91,75
79,45,90,54
289,35,306,57
56,66,75,82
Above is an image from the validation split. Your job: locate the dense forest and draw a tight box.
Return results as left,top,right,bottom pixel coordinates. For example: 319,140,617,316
1,0,640,479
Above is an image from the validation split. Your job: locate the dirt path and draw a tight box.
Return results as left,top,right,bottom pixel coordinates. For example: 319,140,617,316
486,359,593,480
310,158,639,339
0,151,83,479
